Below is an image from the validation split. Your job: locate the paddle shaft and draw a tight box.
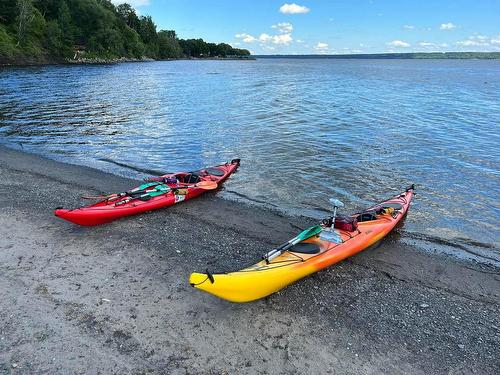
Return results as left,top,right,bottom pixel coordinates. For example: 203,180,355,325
113,182,215,205
265,238,301,262
83,181,216,200
263,226,323,263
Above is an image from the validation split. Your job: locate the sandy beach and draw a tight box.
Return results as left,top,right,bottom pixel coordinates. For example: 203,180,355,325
0,145,498,374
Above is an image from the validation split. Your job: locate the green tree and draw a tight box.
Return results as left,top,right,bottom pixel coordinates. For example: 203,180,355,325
45,19,62,53
0,0,19,24
16,0,33,46
34,0,63,20
0,0,250,63
137,15,157,57
138,15,156,44
121,25,144,58
56,0,73,56
215,42,232,57
116,3,139,31
157,29,182,59
0,24,17,58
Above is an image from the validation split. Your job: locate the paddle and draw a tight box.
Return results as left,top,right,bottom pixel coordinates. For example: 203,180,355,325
82,181,218,200
262,225,323,263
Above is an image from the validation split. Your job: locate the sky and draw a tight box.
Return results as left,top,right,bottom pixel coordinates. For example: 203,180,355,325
112,0,500,55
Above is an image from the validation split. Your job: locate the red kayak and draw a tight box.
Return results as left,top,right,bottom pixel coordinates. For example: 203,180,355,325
55,159,240,226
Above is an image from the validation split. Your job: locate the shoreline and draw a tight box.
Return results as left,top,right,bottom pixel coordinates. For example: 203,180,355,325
2,53,499,68
0,56,256,68
3,142,498,268
0,144,498,373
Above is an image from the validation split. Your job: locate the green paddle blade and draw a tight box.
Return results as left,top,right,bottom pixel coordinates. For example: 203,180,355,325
131,182,162,193
294,225,323,242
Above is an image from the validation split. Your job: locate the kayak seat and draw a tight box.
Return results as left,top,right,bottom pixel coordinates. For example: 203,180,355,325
290,243,320,254
356,211,378,222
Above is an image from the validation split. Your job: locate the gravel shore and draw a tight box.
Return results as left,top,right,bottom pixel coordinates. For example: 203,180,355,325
0,145,498,374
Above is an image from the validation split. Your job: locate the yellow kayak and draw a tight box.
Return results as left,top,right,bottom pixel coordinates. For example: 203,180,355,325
189,186,414,302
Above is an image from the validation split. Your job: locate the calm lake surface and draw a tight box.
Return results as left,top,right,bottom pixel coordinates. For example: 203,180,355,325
1,59,499,263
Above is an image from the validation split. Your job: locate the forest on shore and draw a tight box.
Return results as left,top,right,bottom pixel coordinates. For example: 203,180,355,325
0,0,251,65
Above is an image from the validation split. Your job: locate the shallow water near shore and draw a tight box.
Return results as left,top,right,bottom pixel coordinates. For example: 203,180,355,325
0,59,499,263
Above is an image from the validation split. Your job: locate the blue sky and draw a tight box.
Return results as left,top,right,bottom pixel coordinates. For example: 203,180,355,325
113,1,500,54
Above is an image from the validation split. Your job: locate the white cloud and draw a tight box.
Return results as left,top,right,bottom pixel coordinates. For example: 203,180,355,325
314,42,328,50
403,25,415,30
456,35,490,46
260,33,274,43
440,22,456,30
457,40,479,46
273,34,293,44
417,42,449,50
279,3,310,14
111,0,150,6
236,20,295,46
272,22,293,34
235,33,256,43
258,33,293,44
236,32,293,45
296,39,304,43
491,36,500,45
387,40,410,47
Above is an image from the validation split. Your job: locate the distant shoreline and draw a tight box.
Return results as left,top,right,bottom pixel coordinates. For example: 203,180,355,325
2,52,498,67
255,52,500,59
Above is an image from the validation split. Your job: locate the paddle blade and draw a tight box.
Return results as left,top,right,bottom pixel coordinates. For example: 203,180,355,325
295,225,323,242
195,181,218,190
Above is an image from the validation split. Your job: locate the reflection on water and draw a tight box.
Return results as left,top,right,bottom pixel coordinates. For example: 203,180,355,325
1,59,499,263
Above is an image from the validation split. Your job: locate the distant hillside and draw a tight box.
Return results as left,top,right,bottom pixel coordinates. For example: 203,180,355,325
0,0,250,65
255,52,500,59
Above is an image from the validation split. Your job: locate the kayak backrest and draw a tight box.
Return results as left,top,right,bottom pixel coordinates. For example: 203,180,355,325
178,173,201,184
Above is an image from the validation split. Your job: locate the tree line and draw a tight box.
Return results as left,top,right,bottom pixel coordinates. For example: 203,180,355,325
0,0,250,63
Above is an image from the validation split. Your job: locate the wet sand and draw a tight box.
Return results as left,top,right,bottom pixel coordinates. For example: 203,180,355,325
0,145,498,374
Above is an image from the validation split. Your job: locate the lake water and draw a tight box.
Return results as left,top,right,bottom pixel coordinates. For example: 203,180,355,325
1,59,499,264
